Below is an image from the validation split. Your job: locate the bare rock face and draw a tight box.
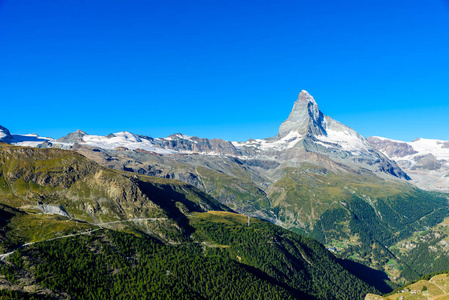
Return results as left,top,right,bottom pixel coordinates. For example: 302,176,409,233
158,134,240,156
278,90,326,138
56,129,87,143
272,91,409,180
375,155,411,179
412,154,443,170
34,205,70,218
367,137,418,158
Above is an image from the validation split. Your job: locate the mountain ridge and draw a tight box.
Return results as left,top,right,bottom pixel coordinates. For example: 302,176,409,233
0,91,410,181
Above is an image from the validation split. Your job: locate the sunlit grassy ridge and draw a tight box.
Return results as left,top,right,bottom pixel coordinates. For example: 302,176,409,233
0,205,93,251
368,272,449,299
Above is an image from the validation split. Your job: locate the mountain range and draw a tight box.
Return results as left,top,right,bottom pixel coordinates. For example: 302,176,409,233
0,91,412,180
1,90,449,298
5,90,447,189
5,91,448,192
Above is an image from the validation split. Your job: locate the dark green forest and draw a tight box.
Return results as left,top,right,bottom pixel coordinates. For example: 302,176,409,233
0,213,379,299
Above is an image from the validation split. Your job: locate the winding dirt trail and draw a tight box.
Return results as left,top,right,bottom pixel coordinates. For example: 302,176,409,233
0,228,103,261
0,216,175,261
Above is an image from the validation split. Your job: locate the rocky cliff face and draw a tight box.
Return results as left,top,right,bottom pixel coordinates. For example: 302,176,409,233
278,90,326,138
56,129,87,143
367,137,418,158
157,134,240,156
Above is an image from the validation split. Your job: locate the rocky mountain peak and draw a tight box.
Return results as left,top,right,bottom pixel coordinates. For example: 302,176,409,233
56,129,87,143
297,89,316,104
277,90,326,138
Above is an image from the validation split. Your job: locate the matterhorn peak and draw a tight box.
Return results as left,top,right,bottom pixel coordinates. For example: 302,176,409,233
277,91,325,138
297,90,315,103
74,129,87,135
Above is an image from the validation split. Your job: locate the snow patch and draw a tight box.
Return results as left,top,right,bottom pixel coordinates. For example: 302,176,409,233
11,134,53,147
233,131,302,151
11,131,177,155
316,117,370,152
408,138,449,160
81,132,177,154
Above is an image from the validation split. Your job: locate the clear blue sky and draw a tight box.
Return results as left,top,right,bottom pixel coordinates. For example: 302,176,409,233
1,0,448,141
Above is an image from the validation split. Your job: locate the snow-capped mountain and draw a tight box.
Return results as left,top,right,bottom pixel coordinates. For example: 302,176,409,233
233,90,409,179
236,91,371,153
0,90,409,180
61,131,176,154
368,136,449,191
4,129,174,154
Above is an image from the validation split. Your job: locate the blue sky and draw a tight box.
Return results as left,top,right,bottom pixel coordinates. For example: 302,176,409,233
1,0,448,141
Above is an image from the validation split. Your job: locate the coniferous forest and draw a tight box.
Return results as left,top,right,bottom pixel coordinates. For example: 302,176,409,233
0,212,379,299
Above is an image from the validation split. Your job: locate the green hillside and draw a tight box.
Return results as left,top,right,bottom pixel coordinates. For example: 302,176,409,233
267,164,449,285
0,211,379,299
0,144,380,299
92,145,449,285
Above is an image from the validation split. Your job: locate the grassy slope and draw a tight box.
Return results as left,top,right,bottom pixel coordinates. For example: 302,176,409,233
0,203,94,251
368,272,449,299
195,166,272,217
0,143,230,248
